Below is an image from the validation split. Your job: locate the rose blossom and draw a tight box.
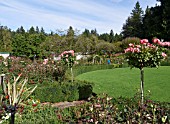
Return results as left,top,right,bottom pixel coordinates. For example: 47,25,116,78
140,39,149,44
162,52,167,57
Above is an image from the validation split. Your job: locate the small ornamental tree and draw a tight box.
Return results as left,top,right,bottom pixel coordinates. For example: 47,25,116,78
60,50,75,82
125,38,170,104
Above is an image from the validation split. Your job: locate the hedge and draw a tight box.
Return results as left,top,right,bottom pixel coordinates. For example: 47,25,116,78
33,80,94,103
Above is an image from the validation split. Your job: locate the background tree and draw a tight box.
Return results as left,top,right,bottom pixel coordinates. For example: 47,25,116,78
122,1,144,38
143,6,163,40
114,33,123,41
82,29,91,37
12,33,27,57
0,26,12,52
159,0,170,40
95,41,115,55
66,26,75,50
35,26,40,34
109,29,115,43
40,27,46,35
90,29,98,36
29,26,36,34
16,26,25,34
75,33,96,54
121,37,140,50
99,33,110,42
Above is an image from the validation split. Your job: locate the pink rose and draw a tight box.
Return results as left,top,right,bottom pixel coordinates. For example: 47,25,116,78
129,43,134,47
134,48,140,53
140,39,149,44
125,48,131,53
43,59,48,64
162,52,167,57
152,38,160,44
136,45,141,48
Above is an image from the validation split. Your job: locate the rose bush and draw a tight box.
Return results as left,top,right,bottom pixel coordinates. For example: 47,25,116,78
125,38,168,69
125,38,169,104
60,50,75,82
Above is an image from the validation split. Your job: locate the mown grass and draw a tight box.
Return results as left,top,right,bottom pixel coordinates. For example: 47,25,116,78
76,66,170,102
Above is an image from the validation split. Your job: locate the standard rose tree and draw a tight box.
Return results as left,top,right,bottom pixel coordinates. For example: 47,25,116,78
60,50,75,82
125,38,169,104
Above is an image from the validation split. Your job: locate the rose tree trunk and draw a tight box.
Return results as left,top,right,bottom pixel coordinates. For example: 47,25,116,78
140,68,144,104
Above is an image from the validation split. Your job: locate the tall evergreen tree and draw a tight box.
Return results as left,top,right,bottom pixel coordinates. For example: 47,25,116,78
16,26,25,34
121,1,143,38
29,26,35,34
91,29,98,36
109,29,114,43
99,33,110,42
66,26,75,50
36,26,40,34
143,5,163,40
82,29,90,37
160,0,170,40
40,27,45,35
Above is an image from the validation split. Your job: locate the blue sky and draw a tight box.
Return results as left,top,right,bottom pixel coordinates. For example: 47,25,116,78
0,0,160,34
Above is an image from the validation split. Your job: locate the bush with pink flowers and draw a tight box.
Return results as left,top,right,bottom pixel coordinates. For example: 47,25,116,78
125,38,168,69
60,50,75,82
125,38,170,104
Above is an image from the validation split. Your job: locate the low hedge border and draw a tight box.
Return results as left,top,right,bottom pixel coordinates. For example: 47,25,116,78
33,80,94,103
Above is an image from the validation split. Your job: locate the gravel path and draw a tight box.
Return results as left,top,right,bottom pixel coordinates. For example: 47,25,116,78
42,100,86,109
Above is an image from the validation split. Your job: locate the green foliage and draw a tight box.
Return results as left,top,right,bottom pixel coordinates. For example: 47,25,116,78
0,26,12,52
33,84,66,103
0,74,37,106
125,39,167,69
122,1,143,38
95,41,115,54
2,105,60,124
143,0,170,40
113,41,123,53
121,37,140,49
77,81,93,100
75,34,97,54
73,64,114,77
12,33,45,59
143,6,163,39
161,50,170,66
33,81,94,103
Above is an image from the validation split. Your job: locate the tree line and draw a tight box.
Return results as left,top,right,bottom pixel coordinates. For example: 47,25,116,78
122,0,170,40
0,0,169,59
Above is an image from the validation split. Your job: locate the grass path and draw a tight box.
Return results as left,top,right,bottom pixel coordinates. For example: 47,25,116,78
76,66,170,102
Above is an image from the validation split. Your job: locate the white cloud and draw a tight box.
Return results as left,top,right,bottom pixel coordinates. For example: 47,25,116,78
0,0,158,34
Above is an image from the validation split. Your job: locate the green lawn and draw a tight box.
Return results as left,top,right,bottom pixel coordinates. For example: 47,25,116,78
76,66,170,102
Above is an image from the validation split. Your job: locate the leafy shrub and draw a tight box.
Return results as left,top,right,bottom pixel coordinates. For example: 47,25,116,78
73,65,114,76
121,37,140,49
161,59,170,66
33,84,65,103
33,80,94,103
77,81,93,100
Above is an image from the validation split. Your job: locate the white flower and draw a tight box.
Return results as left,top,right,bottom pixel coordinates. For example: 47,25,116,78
89,106,93,111
2,113,11,120
107,97,112,101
